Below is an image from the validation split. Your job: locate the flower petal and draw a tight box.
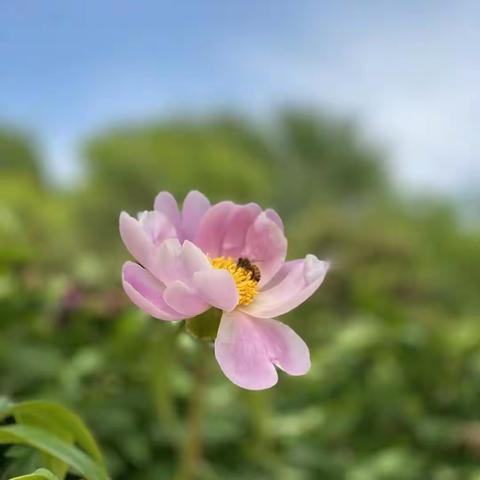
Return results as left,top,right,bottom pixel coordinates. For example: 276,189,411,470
193,269,239,311
221,203,261,257
241,255,329,318
181,240,212,276
150,238,212,285
244,212,287,286
194,201,235,257
149,238,185,284
195,202,284,265
163,280,209,317
181,190,211,241
254,317,310,375
265,208,284,231
215,311,278,390
122,261,183,321
119,212,153,266
138,210,177,245
154,191,181,226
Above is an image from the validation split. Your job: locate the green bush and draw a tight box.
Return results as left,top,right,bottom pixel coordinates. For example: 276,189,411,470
1,112,479,479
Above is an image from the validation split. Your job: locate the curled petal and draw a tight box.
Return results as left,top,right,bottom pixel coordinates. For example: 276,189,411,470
182,190,211,241
154,191,181,226
149,238,184,284
181,240,212,277
221,203,261,257
194,201,235,257
151,239,236,311
163,280,209,317
193,269,239,311
122,262,184,321
119,212,153,267
244,212,287,286
138,210,177,245
149,239,212,285
265,208,284,231
215,311,278,390
241,255,329,318
195,202,285,270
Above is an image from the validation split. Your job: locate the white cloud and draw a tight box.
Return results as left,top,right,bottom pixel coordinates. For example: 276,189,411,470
232,3,480,193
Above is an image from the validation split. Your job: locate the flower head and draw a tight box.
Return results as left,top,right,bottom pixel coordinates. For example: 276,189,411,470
120,191,329,390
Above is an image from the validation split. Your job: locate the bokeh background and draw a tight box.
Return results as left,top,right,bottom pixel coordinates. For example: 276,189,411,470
1,2,480,479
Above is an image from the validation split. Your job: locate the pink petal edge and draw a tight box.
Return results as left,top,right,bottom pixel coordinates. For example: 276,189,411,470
241,255,329,318
119,212,153,267
193,268,239,312
214,312,310,390
181,190,211,241
215,311,278,390
122,261,184,321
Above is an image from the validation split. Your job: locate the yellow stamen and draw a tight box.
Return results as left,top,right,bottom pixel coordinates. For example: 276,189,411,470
210,256,259,306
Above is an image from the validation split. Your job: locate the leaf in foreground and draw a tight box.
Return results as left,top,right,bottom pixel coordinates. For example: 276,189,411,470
0,425,109,480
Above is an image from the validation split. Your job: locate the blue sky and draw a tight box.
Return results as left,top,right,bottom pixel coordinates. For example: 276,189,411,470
1,1,479,193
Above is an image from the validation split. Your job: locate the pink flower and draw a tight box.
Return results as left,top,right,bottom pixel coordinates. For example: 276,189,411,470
120,191,329,390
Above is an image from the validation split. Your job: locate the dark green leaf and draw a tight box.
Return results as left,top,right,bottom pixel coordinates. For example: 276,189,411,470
12,401,104,462
0,425,109,480
9,467,61,480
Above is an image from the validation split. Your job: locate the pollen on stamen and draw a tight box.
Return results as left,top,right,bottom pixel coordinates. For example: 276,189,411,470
210,256,259,306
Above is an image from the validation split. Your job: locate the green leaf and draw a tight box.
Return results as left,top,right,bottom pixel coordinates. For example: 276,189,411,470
0,425,109,480
39,454,68,480
0,396,13,421
12,400,105,479
12,401,104,463
186,308,222,342
9,467,60,480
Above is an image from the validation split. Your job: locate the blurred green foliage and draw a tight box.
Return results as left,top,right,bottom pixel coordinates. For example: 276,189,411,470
1,112,480,479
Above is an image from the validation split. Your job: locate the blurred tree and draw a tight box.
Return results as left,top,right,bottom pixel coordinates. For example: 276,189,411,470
2,110,480,480
0,128,75,273
271,109,388,215
0,127,43,182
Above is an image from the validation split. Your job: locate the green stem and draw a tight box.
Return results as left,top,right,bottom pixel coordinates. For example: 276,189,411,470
150,324,179,429
174,341,210,480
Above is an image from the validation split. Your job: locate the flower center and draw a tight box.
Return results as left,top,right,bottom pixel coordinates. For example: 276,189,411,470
210,256,260,306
